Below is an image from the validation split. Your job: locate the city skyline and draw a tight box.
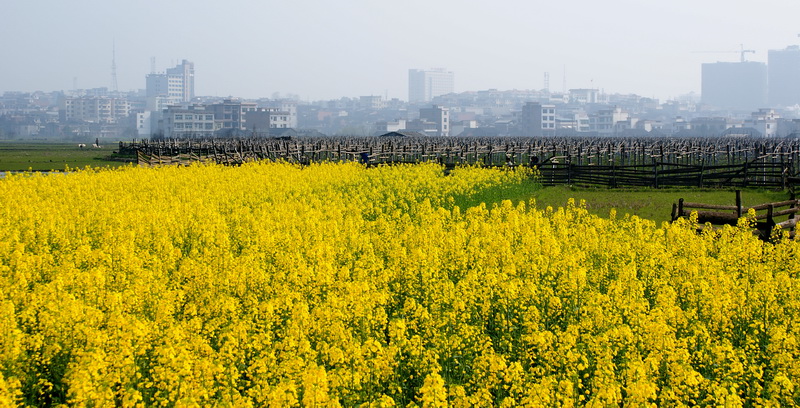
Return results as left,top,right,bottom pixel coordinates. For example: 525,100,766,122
2,0,800,101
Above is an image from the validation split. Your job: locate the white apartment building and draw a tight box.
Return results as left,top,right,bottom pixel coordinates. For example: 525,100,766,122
136,111,152,138
268,110,292,129
747,108,780,137
162,105,219,139
265,101,298,129
409,68,454,103
64,96,130,124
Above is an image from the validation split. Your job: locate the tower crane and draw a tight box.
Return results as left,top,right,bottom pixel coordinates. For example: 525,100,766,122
737,44,755,62
693,44,755,62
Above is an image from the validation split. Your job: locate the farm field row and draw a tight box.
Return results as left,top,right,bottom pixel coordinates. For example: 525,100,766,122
1,140,791,225
0,162,798,406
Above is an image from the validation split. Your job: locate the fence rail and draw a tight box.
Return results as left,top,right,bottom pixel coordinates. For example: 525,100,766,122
671,190,800,239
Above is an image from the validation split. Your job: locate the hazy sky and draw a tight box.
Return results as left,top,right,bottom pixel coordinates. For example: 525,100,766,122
2,0,799,101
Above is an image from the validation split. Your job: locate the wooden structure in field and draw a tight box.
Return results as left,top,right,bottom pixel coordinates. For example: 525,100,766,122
671,190,800,239
121,136,800,189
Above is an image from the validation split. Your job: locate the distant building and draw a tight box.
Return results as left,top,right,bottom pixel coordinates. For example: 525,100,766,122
768,45,800,107
268,109,293,130
590,107,629,135
260,100,298,129
746,108,780,137
405,119,441,137
146,60,195,106
64,96,130,124
519,102,556,136
157,99,296,138
359,96,384,110
450,120,477,137
418,105,450,136
136,111,152,137
241,110,271,136
573,112,590,133
409,68,454,103
568,89,601,104
243,106,295,135
701,61,767,110
375,119,407,133
162,105,218,138
209,99,257,131
689,117,743,135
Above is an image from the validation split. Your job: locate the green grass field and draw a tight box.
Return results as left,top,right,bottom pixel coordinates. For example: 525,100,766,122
0,141,130,171
530,185,789,224
464,179,790,225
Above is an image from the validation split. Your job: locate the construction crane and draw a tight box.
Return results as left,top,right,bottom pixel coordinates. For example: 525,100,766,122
737,44,756,62
693,44,755,62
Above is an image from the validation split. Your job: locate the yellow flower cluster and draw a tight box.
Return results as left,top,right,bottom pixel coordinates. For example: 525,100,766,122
0,162,798,407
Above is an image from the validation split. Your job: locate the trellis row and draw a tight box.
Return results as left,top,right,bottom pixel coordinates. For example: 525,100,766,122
120,136,800,189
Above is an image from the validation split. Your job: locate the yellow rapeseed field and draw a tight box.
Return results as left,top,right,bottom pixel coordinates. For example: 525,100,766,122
0,161,799,407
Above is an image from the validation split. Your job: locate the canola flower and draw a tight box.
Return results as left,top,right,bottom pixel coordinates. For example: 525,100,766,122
0,161,799,407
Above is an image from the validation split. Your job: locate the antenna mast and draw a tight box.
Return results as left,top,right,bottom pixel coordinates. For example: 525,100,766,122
111,40,119,93
544,72,550,94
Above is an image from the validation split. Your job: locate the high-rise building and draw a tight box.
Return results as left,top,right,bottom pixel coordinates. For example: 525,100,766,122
146,59,195,104
701,61,767,110
768,46,800,107
408,68,454,103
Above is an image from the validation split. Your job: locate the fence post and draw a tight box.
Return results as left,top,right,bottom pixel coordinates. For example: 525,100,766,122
767,204,775,238
653,158,659,188
611,162,617,188
743,161,749,187
678,198,684,219
567,155,572,185
736,190,742,219
699,158,705,187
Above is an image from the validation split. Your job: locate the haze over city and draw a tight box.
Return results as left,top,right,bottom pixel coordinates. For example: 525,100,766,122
3,0,800,101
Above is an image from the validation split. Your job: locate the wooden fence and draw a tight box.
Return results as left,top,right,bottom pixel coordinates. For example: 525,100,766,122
121,136,800,189
537,159,790,188
671,190,800,239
